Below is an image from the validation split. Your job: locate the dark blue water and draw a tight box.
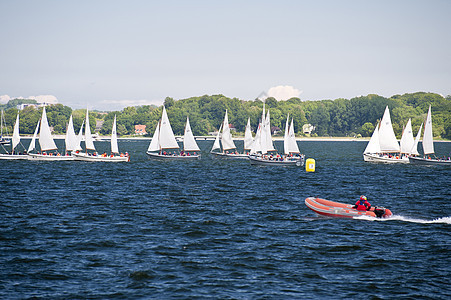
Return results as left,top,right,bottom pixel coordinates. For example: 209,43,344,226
1,140,450,299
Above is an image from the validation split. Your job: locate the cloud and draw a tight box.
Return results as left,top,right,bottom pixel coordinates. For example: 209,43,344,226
28,95,59,104
267,85,303,101
0,95,11,104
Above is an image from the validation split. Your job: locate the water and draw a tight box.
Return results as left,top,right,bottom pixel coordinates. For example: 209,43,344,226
1,140,450,299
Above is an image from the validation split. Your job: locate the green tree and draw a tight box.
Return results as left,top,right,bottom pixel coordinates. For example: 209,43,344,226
444,118,451,140
361,122,375,137
100,118,114,135
309,104,330,136
164,97,175,108
265,97,277,108
19,106,41,134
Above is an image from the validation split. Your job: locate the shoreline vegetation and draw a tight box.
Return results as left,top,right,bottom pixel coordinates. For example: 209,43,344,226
1,92,450,140
4,135,450,142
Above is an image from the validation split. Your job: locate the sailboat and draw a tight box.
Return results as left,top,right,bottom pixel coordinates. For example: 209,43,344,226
0,110,11,145
0,113,29,159
249,107,304,166
284,115,303,159
249,104,272,155
146,107,201,160
409,105,451,165
27,107,74,161
73,114,129,162
72,108,95,158
210,110,248,159
363,106,408,163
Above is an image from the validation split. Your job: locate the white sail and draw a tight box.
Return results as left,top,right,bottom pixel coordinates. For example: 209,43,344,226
400,119,415,154
84,109,96,151
287,118,300,154
75,120,84,151
28,120,40,152
250,105,269,154
211,123,222,152
422,105,434,155
39,107,58,151
264,110,275,153
410,122,423,156
364,123,381,154
250,122,262,154
378,106,400,152
111,115,119,154
259,105,267,154
12,113,20,151
221,110,236,150
244,118,253,150
159,106,179,149
283,115,290,155
183,116,200,151
147,120,161,152
65,115,77,152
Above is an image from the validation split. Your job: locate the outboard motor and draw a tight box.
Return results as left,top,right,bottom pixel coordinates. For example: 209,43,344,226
373,206,386,218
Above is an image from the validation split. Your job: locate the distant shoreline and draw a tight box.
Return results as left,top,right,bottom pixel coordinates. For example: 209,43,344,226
8,135,450,142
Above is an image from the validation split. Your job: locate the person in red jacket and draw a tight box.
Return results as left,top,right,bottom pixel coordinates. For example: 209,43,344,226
353,195,371,211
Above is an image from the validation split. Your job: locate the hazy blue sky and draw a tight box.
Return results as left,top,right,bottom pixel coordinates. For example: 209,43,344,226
1,0,450,110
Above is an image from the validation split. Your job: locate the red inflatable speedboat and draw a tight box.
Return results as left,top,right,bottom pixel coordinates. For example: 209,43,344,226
305,197,393,219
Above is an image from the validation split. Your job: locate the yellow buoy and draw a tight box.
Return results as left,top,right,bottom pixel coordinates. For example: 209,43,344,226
306,158,316,172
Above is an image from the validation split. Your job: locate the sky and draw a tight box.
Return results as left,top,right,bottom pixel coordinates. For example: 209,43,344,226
1,0,450,111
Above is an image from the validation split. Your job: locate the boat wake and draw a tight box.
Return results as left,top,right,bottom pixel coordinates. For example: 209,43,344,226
354,215,451,224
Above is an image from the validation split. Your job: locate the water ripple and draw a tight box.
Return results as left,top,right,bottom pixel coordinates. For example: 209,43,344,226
0,140,450,298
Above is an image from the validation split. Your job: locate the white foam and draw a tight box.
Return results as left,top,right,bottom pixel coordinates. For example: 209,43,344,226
353,215,451,224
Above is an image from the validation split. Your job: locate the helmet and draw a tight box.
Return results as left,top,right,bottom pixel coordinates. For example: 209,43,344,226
360,195,367,201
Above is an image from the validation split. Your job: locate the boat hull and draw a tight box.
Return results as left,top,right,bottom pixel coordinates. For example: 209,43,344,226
0,153,29,160
363,153,409,164
249,155,304,166
408,156,451,165
305,197,392,219
73,152,129,162
210,152,249,159
27,153,74,161
146,151,201,160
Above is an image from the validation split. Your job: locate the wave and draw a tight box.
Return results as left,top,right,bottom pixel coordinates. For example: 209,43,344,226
354,215,451,224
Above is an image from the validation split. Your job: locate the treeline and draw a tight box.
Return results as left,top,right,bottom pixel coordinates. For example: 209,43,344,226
1,92,450,139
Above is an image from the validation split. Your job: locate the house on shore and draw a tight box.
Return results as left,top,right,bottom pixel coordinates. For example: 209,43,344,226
135,125,147,135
